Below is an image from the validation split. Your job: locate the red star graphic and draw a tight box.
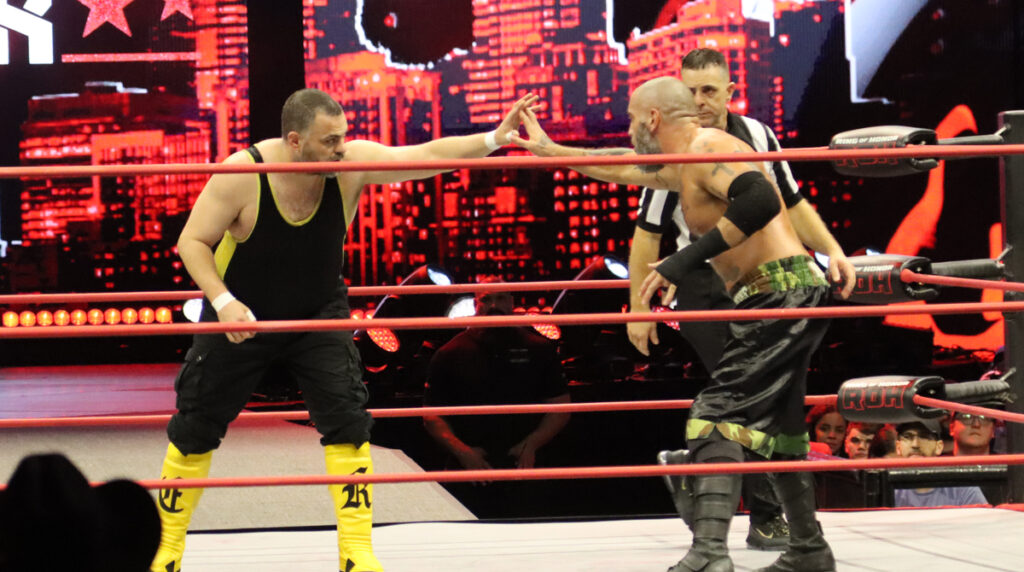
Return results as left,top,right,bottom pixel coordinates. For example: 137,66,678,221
161,0,194,21
79,0,136,38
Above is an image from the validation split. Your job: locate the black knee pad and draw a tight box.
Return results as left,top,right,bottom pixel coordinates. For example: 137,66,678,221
689,428,744,464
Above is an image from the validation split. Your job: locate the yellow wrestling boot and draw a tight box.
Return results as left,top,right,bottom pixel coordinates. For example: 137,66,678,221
150,443,213,572
325,442,383,572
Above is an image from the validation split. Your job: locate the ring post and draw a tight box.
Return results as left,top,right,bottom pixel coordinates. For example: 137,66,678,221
999,110,1024,502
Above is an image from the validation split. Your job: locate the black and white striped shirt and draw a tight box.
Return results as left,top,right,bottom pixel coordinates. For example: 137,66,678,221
635,113,802,250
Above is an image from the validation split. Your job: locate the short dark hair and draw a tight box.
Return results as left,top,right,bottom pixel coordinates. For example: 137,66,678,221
281,88,343,138
845,422,878,437
896,419,941,439
681,48,728,71
805,404,843,433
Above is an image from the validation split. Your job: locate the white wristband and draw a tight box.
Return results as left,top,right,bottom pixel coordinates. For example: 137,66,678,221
483,130,502,151
211,292,236,312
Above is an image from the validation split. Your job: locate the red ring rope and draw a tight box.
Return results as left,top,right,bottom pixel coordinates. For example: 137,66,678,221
0,395,840,429
3,301,1024,339
902,269,1024,293
913,396,1024,425
3,268,1022,307
38,453,1022,492
0,279,628,306
1,144,1021,179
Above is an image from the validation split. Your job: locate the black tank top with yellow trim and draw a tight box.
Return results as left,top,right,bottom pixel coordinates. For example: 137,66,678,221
207,146,348,321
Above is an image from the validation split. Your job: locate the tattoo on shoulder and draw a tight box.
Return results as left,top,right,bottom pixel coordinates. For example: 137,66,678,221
710,162,735,177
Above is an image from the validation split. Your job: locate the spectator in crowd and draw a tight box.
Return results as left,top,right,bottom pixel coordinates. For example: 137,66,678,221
0,453,160,572
843,422,877,460
871,423,899,458
949,412,996,456
806,405,846,456
423,279,570,517
893,420,988,507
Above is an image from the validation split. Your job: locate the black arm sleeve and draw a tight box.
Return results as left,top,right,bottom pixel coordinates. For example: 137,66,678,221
723,171,781,237
655,227,730,286
655,171,781,286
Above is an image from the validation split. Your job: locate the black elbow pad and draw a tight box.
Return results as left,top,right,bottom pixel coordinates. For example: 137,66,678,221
723,171,781,236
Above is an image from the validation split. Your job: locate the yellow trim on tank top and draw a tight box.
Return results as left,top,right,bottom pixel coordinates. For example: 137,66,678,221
214,231,237,279
213,152,261,278
270,174,325,227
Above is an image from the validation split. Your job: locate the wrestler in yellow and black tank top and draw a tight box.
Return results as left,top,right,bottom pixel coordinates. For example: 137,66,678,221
209,146,348,321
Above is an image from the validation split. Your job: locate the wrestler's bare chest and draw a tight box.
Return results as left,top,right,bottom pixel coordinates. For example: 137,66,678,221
678,180,725,238
271,184,324,222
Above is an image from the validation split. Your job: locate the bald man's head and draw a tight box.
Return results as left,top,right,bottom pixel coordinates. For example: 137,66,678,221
629,77,698,124
627,77,698,168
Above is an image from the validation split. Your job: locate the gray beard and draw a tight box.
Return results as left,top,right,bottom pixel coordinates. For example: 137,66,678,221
634,127,664,173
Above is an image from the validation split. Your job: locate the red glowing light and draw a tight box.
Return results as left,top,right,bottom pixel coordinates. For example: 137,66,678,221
104,308,122,325
368,328,400,352
87,309,104,325
138,307,155,324
122,308,138,325
525,312,561,340
71,310,88,326
155,307,173,324
2,311,18,328
19,311,36,327
36,311,54,327
54,310,70,326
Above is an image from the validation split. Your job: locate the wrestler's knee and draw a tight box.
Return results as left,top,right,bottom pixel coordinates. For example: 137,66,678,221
316,411,373,447
167,413,227,456
688,428,744,464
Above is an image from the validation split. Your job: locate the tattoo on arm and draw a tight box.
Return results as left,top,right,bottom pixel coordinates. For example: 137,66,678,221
710,162,735,177
584,148,632,156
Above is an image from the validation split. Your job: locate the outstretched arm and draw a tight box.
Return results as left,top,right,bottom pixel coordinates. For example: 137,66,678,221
510,106,677,190
349,93,539,185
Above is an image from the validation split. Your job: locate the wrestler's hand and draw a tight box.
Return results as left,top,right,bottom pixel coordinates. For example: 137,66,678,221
455,446,493,485
639,263,673,309
217,300,257,344
508,105,555,156
828,252,856,300
627,318,660,356
508,439,538,469
495,93,541,147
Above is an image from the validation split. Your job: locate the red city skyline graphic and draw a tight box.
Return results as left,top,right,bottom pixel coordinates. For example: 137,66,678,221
2,0,1007,352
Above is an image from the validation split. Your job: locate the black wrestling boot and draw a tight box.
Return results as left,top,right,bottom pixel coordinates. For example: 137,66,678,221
658,449,694,528
667,473,742,572
755,472,835,572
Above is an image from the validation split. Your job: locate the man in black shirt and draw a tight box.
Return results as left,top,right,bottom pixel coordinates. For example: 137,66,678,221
423,281,570,517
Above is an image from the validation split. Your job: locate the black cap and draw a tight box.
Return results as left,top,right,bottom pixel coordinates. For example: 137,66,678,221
896,418,942,438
